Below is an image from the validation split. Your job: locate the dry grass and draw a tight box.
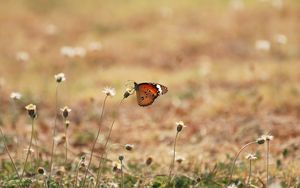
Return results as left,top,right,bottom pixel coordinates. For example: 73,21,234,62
0,0,299,187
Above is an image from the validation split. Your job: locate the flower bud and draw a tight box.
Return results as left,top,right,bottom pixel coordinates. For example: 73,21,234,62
60,106,71,119
119,155,124,161
25,104,37,119
125,144,134,151
145,157,153,166
123,91,130,98
176,121,185,132
65,120,70,129
54,73,66,83
256,137,265,145
37,167,46,175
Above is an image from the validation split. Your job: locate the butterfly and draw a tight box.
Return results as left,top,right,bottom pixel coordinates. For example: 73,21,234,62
134,82,168,106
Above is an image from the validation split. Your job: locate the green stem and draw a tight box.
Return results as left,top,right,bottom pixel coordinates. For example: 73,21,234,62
121,160,124,188
49,83,59,176
65,118,68,163
0,127,20,179
82,95,108,186
75,160,81,187
95,98,124,187
247,160,252,186
34,128,39,162
21,118,34,178
266,141,269,188
169,131,179,180
229,141,256,181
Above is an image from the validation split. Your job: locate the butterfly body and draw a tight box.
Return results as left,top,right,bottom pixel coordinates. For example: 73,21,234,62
134,82,168,106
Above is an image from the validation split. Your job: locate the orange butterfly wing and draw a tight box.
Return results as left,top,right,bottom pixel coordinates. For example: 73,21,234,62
134,82,168,106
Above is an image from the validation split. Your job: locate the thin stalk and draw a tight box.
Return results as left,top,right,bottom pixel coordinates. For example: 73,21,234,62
82,95,108,186
169,131,179,180
121,160,124,188
64,119,68,163
34,129,39,161
266,140,269,188
75,161,80,187
11,100,17,129
0,127,20,179
49,83,59,176
95,98,124,187
21,118,34,178
247,160,252,186
229,141,257,180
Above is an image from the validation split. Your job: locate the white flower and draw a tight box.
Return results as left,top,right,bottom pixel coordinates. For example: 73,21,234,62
10,92,22,100
60,46,86,58
60,106,71,113
54,73,66,83
102,87,116,96
255,40,271,51
16,51,30,62
88,42,102,52
60,46,76,58
274,34,287,45
261,134,274,141
227,184,238,188
175,121,185,127
245,153,257,160
175,156,185,164
25,104,36,111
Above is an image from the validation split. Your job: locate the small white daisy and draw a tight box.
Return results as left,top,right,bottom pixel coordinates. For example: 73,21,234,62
175,156,185,164
60,46,76,58
16,51,30,62
54,73,66,83
25,104,36,111
102,87,116,97
10,92,22,100
245,153,257,160
175,121,185,127
274,34,287,45
60,106,71,113
255,40,271,51
261,134,274,141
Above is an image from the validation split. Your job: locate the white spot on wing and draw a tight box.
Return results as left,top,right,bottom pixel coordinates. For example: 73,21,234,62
156,84,162,95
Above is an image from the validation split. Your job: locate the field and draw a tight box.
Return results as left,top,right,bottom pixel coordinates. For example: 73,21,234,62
0,0,300,187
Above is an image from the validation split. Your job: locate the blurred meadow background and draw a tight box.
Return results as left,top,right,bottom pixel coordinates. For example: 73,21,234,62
0,0,300,187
